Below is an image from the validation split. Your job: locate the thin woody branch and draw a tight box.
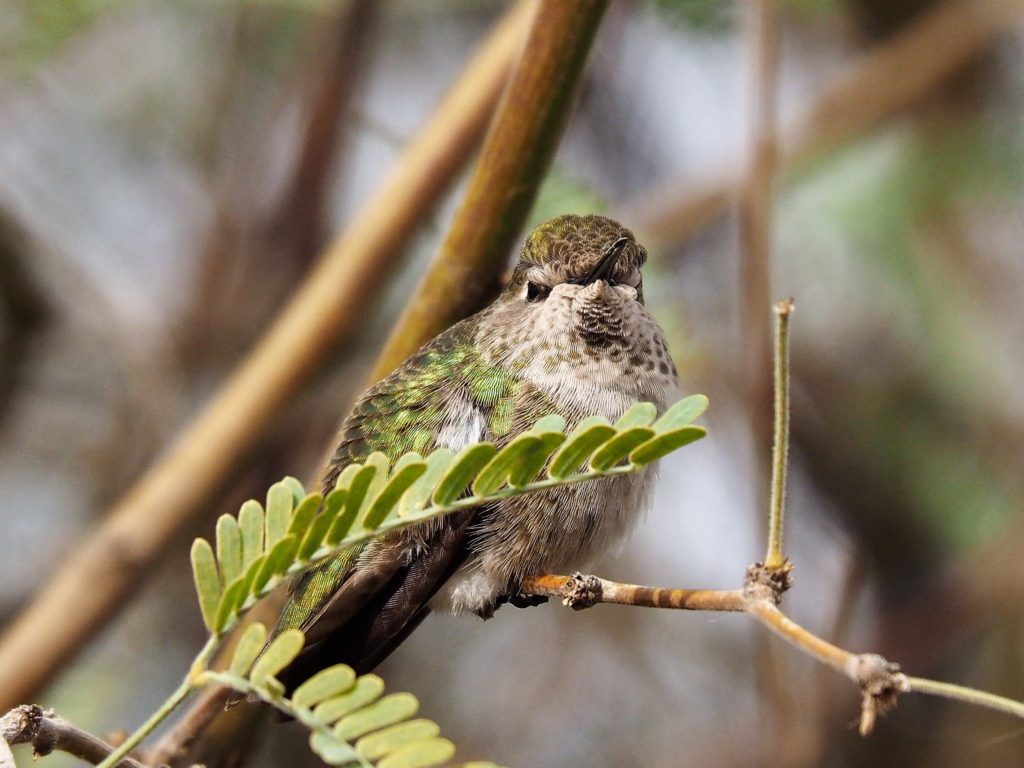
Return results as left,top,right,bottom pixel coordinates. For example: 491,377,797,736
522,573,747,612
521,570,1024,736
368,0,611,382
0,705,147,768
764,298,793,569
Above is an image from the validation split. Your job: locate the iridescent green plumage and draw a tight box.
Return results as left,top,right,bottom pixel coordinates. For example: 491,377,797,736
271,213,677,688
274,313,528,684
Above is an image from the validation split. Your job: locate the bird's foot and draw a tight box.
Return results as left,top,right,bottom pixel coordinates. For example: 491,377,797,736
473,591,549,619
508,592,549,609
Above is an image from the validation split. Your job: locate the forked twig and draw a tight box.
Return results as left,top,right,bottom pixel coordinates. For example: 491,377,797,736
523,299,1024,736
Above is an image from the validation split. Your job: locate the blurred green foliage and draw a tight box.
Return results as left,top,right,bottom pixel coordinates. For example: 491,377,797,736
650,0,841,34
5,0,120,75
526,166,607,231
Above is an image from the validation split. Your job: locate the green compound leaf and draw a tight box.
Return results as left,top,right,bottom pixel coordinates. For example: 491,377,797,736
250,628,304,688
238,500,265,569
630,426,707,465
333,693,419,741
199,394,709,634
299,489,346,561
215,514,242,587
229,622,268,676
328,465,376,545
548,417,615,479
590,427,656,471
292,664,357,709
653,393,709,432
281,475,307,504
399,449,454,517
253,534,297,591
314,675,385,724
509,431,564,487
433,443,497,506
288,492,323,542
355,720,441,761
615,401,658,429
529,414,566,434
309,730,361,766
355,453,391,525
363,460,428,530
377,737,456,768
265,480,295,547
472,435,542,496
190,539,220,632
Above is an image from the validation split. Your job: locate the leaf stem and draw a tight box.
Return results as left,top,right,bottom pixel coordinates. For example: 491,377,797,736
906,676,1024,720
524,572,1024,732
200,670,373,768
217,445,711,633
94,634,220,768
764,298,793,569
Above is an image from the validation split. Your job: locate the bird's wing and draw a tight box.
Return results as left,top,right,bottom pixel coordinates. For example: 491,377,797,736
273,314,517,684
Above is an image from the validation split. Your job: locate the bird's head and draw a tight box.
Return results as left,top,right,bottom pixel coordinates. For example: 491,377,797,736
485,215,672,385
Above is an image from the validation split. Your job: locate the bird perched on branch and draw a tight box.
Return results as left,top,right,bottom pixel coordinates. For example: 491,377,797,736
272,214,678,690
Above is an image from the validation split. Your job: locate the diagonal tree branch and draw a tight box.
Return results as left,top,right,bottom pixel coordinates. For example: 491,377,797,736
368,0,611,382
0,0,535,710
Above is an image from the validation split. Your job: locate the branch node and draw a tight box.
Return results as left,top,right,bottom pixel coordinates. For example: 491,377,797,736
561,572,604,610
1,704,47,756
852,653,909,735
745,560,794,603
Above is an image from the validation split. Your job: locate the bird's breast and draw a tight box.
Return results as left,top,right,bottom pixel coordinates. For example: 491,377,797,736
435,374,672,617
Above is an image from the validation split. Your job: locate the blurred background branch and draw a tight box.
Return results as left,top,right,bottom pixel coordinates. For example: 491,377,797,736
622,0,1024,250
369,0,611,381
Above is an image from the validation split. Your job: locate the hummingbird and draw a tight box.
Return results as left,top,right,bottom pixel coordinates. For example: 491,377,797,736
272,214,679,689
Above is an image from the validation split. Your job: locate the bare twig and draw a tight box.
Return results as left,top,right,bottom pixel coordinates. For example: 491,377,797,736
903,677,1024,721
764,298,792,569
523,572,748,612
521,570,1024,736
621,0,1024,251
368,0,611,381
0,0,535,710
0,705,147,768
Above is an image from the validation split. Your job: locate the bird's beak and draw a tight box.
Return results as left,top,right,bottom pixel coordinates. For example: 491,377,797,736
576,236,630,286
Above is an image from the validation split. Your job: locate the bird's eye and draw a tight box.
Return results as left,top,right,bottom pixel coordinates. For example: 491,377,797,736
525,281,548,302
